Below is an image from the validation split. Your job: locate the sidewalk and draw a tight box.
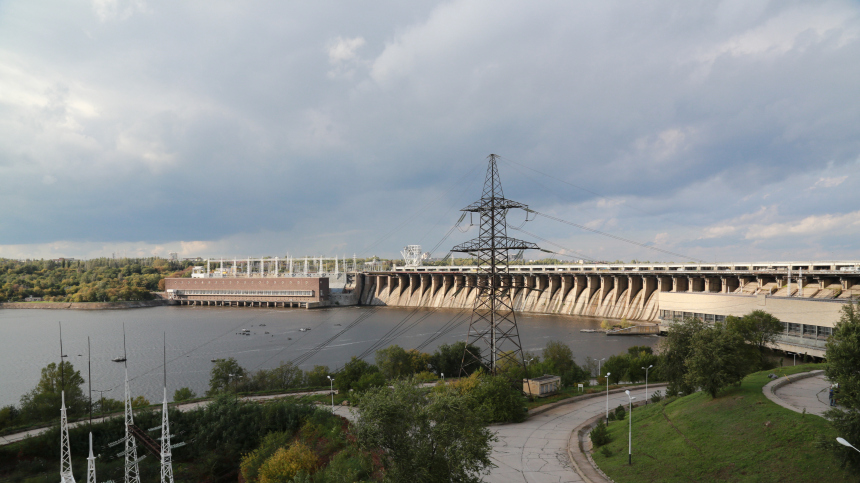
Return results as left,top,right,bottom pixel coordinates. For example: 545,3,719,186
762,370,832,417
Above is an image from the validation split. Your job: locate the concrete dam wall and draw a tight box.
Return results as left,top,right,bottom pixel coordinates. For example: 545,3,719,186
360,272,661,321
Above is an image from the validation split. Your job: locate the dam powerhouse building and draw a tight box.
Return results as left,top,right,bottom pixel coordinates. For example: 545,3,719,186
164,258,860,359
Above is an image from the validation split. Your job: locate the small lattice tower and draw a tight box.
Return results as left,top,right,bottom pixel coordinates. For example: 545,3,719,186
86,433,96,483
451,154,539,374
60,391,76,483
160,334,175,483
123,368,141,483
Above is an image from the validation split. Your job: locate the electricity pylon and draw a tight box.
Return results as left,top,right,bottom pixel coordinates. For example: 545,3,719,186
160,333,175,483
60,391,76,483
451,154,538,375
123,368,141,483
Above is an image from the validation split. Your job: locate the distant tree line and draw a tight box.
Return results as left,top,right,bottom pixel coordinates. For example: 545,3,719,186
0,257,197,302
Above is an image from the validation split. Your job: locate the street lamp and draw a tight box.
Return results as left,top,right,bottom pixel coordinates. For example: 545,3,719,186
641,365,653,404
327,376,335,410
605,372,612,419
441,372,444,382
837,437,860,453
625,390,635,465
787,352,796,366
597,358,605,377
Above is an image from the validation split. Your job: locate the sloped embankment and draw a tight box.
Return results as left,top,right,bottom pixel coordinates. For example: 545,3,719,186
592,364,852,482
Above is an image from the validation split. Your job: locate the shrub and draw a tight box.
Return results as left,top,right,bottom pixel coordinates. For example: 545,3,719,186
240,431,295,483
614,404,626,421
591,419,610,446
258,442,319,482
173,387,196,402
650,390,664,403
600,445,613,458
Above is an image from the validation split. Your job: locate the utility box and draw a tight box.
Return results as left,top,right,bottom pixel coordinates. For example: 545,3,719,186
523,375,561,397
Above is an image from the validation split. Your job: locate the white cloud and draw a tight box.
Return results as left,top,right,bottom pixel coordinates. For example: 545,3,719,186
809,175,848,189
745,210,860,239
92,0,149,22
327,36,366,79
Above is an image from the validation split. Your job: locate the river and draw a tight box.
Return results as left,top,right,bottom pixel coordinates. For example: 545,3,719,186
0,306,658,407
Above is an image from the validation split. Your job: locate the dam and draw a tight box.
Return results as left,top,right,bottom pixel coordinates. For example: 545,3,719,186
359,260,860,358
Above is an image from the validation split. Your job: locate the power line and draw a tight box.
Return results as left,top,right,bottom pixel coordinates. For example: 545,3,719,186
528,209,704,262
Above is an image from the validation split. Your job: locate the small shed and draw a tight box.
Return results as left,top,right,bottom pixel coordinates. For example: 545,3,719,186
523,374,561,397
24,296,43,302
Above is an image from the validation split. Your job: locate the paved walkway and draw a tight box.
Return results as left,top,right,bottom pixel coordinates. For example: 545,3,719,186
763,370,833,417
487,386,663,483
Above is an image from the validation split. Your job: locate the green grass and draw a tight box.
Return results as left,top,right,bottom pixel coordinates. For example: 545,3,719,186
592,364,852,482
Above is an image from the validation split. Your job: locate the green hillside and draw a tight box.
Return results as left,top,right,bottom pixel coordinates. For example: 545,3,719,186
593,364,852,482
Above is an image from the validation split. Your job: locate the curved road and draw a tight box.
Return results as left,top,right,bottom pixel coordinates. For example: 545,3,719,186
488,385,662,483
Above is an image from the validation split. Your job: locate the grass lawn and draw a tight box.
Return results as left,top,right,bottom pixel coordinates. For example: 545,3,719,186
592,364,853,482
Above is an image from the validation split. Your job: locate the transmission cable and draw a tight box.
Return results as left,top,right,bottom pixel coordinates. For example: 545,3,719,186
508,226,597,262
527,209,704,262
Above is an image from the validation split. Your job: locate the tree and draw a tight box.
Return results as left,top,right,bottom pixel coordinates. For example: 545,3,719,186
684,324,747,398
543,341,574,374
173,387,197,402
726,310,783,366
304,365,330,387
208,358,246,396
429,341,482,377
354,378,495,482
336,357,379,393
375,345,414,380
19,361,87,422
825,302,860,470
660,317,707,396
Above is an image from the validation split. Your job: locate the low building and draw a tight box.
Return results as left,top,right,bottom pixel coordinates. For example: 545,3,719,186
523,375,561,397
24,296,43,302
164,276,330,308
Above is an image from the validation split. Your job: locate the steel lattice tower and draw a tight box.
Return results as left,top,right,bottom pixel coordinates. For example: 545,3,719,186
60,391,76,483
160,333,175,483
452,154,539,375
86,433,96,483
123,368,141,483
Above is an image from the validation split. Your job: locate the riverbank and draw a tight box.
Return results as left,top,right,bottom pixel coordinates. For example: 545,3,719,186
0,299,167,310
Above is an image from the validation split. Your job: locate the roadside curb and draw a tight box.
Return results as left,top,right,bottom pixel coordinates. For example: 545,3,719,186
762,370,825,414
567,398,652,483
529,383,668,419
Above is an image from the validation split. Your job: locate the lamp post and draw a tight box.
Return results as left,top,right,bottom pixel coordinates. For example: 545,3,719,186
837,437,860,454
642,365,653,403
605,372,612,419
787,352,796,366
597,358,605,377
326,376,335,410
625,390,635,465
441,373,444,382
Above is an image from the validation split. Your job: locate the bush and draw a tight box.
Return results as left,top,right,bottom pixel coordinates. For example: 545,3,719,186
614,404,626,421
258,442,319,482
240,431,295,483
600,445,613,458
650,390,664,403
352,372,386,393
591,419,610,446
173,387,197,402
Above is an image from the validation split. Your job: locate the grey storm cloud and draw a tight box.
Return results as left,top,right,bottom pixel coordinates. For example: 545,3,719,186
0,0,858,262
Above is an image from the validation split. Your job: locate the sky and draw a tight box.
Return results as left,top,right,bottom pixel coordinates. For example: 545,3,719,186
1,0,859,264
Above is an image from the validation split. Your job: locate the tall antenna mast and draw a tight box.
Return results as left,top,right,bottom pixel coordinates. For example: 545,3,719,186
160,332,175,483
88,337,92,427
123,324,142,483
451,154,538,375
59,321,65,391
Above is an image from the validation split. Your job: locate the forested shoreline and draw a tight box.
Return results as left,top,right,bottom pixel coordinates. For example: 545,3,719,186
0,258,195,303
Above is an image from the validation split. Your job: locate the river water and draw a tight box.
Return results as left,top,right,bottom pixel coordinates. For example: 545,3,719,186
0,306,658,407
